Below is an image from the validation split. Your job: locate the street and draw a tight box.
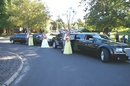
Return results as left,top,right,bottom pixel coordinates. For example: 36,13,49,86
0,39,130,86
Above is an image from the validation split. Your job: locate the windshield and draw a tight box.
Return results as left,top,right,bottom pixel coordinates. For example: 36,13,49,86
99,34,112,40
93,34,114,41
93,34,102,39
93,34,114,42
94,37,114,44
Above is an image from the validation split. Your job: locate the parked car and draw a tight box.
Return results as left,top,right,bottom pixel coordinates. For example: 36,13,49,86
74,33,130,62
10,33,52,46
10,33,27,44
52,32,130,62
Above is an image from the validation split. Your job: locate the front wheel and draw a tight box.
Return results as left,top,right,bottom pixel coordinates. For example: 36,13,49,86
99,48,110,62
52,41,57,49
11,40,15,44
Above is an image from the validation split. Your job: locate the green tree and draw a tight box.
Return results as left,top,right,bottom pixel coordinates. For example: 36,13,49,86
56,18,65,29
80,0,130,33
76,18,84,27
124,1,130,28
0,0,11,35
7,0,50,32
50,21,57,31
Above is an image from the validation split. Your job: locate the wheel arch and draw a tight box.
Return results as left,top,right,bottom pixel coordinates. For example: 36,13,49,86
10,38,15,44
97,45,113,58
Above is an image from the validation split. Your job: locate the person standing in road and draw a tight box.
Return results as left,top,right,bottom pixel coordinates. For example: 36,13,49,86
63,31,72,54
115,32,119,42
121,34,127,43
28,32,34,46
61,29,67,53
25,31,29,44
41,32,49,48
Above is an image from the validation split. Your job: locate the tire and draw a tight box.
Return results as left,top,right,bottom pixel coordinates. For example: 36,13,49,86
99,48,110,62
52,41,57,48
11,40,15,44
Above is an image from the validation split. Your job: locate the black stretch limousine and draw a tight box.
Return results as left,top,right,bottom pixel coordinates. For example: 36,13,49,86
52,32,130,62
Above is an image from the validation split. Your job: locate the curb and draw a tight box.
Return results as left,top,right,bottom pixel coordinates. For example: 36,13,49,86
2,52,24,86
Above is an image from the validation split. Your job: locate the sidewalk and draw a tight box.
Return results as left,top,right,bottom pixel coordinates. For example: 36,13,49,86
0,51,23,86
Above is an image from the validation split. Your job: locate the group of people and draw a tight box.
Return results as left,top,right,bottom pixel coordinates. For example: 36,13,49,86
26,30,73,55
115,32,130,43
25,31,49,48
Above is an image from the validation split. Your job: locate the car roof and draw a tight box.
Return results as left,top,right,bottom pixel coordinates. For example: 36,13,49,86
76,32,98,35
14,33,27,35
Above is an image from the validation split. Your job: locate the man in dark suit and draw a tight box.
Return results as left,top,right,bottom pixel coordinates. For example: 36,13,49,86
61,29,67,53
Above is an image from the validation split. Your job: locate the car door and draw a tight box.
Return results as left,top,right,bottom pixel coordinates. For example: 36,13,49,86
75,34,86,51
81,35,94,53
54,34,63,46
13,34,20,42
69,34,77,51
85,36,101,53
20,34,26,43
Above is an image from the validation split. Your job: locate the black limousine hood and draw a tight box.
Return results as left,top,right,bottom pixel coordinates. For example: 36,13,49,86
103,40,129,47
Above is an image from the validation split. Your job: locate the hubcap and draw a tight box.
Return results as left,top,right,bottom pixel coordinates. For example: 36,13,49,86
11,40,13,43
101,51,104,60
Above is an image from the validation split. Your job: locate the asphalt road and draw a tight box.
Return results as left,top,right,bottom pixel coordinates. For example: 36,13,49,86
0,39,130,86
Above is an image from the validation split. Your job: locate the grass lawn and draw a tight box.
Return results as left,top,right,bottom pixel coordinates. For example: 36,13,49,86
110,29,129,39
109,29,130,45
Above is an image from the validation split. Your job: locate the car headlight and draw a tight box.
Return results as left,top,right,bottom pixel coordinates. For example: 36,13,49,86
115,48,123,52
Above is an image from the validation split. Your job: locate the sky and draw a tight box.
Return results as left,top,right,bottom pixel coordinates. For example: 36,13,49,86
41,0,86,23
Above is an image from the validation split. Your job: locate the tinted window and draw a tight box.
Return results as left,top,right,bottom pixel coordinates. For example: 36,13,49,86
70,34,76,40
94,38,102,43
38,34,42,37
85,35,93,40
99,34,113,41
93,34,102,38
76,34,85,39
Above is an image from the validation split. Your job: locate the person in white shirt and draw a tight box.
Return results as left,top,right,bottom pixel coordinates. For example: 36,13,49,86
61,29,68,53
25,32,29,44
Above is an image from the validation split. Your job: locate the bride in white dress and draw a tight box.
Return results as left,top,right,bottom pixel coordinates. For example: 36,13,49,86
41,32,49,48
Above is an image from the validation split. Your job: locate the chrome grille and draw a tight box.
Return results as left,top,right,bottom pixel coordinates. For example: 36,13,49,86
124,48,130,56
